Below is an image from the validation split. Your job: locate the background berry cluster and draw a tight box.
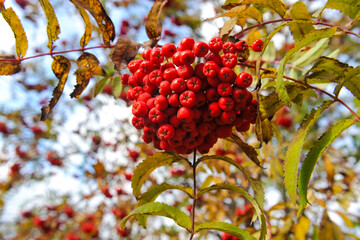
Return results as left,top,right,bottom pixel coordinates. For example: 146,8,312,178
122,37,262,154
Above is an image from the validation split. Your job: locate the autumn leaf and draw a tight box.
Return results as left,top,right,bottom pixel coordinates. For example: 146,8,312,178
69,0,92,48
41,55,71,120
145,0,167,41
111,37,142,71
70,52,101,98
0,55,21,75
39,0,60,49
71,0,115,46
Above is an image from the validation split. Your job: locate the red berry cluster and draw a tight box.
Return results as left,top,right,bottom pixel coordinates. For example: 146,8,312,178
123,37,259,154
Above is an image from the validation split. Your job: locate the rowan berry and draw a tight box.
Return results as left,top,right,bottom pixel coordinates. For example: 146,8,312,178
187,76,202,92
218,97,234,111
236,72,253,88
203,61,219,77
193,41,209,57
171,78,186,93
221,53,237,69
208,36,223,53
177,64,194,79
163,68,178,81
235,40,248,52
157,124,175,140
177,107,194,122
180,50,195,65
161,43,176,58
251,39,263,52
223,42,237,54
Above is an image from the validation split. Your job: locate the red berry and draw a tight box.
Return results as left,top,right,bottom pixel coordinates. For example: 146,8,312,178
223,42,237,54
251,39,263,52
150,48,164,64
163,68,178,81
186,76,202,92
157,124,175,140
178,37,195,51
179,90,197,108
154,95,168,111
221,53,237,69
218,97,234,111
132,101,149,117
193,41,209,57
161,43,177,57
217,83,232,96
177,107,194,122
236,72,253,88
208,102,222,117
208,37,223,53
180,50,195,65
177,64,194,79
171,78,186,93
235,40,248,52
218,67,234,83
148,108,166,123
159,81,172,95
203,61,219,78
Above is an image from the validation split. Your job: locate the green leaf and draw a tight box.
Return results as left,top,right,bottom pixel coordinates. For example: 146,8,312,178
41,55,71,120
39,0,60,49
94,77,111,97
292,38,330,68
334,66,360,100
71,0,115,46
120,202,191,231
69,0,92,48
136,183,193,228
196,155,264,209
284,101,333,204
0,55,21,75
297,119,356,216
289,1,314,42
112,76,123,99
132,152,187,199
276,27,337,105
222,0,286,17
70,52,101,98
230,133,261,166
0,5,28,57
325,0,360,19
145,0,167,41
195,222,256,240
219,17,237,42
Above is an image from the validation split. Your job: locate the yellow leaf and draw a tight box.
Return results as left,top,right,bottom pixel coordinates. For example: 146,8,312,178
69,0,92,47
219,17,237,41
324,156,334,183
289,1,315,42
293,216,310,240
111,37,142,71
223,0,287,17
334,210,353,228
39,0,60,49
41,55,71,120
0,55,21,75
72,0,115,46
145,0,167,41
70,52,100,98
0,5,28,57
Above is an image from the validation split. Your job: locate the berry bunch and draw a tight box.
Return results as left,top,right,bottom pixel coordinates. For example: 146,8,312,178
123,37,260,154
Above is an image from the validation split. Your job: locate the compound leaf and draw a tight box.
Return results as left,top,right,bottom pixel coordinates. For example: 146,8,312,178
39,0,60,49
0,55,21,75
131,152,187,199
41,55,71,120
195,222,256,240
298,119,356,216
284,101,333,204
0,5,28,57
120,202,191,231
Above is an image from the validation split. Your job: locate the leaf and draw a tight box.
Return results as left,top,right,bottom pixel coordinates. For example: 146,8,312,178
0,55,21,75
230,133,261,166
293,216,311,240
256,119,273,144
72,0,115,46
94,77,111,97
334,66,360,100
112,76,123,98
111,37,142,71
41,55,71,120
219,17,237,42
297,119,356,217
197,183,266,239
0,5,28,57
222,0,286,17
195,222,256,240
334,211,353,228
39,0,60,49
292,38,330,68
120,202,191,231
136,183,193,228
131,152,187,199
319,211,346,240
325,0,360,19
70,52,100,98
285,100,333,204
69,0,92,47
276,27,337,105
145,0,167,41
196,155,264,209
289,1,315,42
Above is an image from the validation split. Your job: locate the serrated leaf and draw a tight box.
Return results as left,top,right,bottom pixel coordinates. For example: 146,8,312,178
222,0,286,17
70,52,100,98
297,119,356,217
276,27,337,105
132,152,187,199
41,55,71,120
39,0,60,49
112,76,123,98
69,0,92,47
325,0,360,19
285,101,333,204
0,5,28,57
334,66,360,100
196,183,266,239
195,222,256,240
256,119,273,143
111,37,142,71
196,155,264,209
289,1,314,42
94,77,110,97
230,133,261,166
120,202,191,230
0,55,21,75
136,183,193,228
292,38,330,68
145,0,167,41
220,17,237,42
72,0,115,46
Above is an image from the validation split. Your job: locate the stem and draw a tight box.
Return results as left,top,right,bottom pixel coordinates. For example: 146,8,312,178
239,62,360,123
189,148,197,240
